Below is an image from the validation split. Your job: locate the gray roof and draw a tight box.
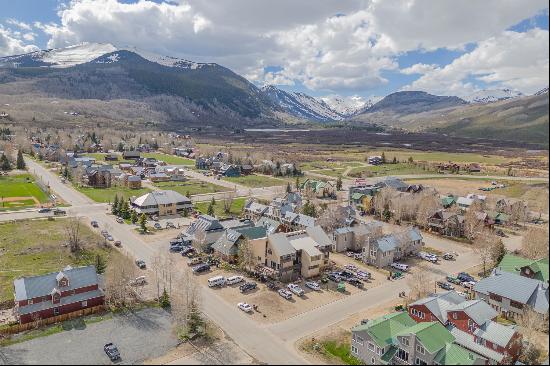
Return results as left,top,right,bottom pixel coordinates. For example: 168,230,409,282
474,269,549,314
212,229,242,256
306,226,332,249
18,290,104,315
447,300,498,326
133,190,190,207
450,326,505,363
14,265,100,302
245,201,268,215
473,321,517,348
410,291,466,324
375,235,399,253
268,233,296,258
255,217,281,235
186,215,224,235
406,227,423,242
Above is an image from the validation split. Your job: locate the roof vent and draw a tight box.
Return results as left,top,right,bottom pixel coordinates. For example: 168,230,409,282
361,319,369,325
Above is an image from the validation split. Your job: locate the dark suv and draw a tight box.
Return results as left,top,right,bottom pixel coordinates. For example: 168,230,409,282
104,343,120,362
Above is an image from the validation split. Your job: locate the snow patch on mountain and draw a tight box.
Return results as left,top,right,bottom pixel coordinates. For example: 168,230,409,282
534,87,548,96
261,85,343,122
320,95,381,117
464,88,523,104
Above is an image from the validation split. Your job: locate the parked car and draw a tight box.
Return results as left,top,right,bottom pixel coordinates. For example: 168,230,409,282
462,281,476,289
154,223,162,230
181,247,195,256
152,215,159,221
356,271,371,281
104,343,121,362
101,230,108,237
106,235,114,241
239,282,257,293
226,276,244,285
188,257,202,266
446,275,461,285
305,281,321,291
129,276,147,286
135,259,146,269
390,263,409,272
346,251,355,257
354,253,363,260
287,283,305,296
53,208,66,216
192,264,210,273
116,217,124,224
170,244,184,252
278,289,293,300
114,240,122,247
457,272,475,283
348,278,364,288
207,276,226,287
91,220,99,228
38,208,51,213
238,302,253,313
339,270,355,279
437,281,454,290
345,264,358,272
456,291,468,298
166,221,176,229
328,273,342,282
419,252,438,263
442,253,455,261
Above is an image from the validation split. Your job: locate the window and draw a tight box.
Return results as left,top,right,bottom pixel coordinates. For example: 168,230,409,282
397,349,409,362
368,342,375,352
371,358,375,364
53,308,60,316
452,312,457,320
356,336,364,345
376,347,383,356
415,358,428,365
81,300,87,307
492,343,498,350
401,337,409,346
351,346,358,355
416,345,425,355
27,299,33,305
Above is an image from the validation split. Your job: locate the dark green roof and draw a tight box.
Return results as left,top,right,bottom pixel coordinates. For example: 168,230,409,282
434,344,478,365
380,346,398,364
236,226,267,240
352,312,416,348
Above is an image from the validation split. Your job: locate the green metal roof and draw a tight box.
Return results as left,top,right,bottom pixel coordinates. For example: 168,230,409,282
434,343,478,365
396,322,454,354
351,192,365,200
380,346,398,364
441,196,456,207
498,254,549,282
236,226,267,240
352,312,416,348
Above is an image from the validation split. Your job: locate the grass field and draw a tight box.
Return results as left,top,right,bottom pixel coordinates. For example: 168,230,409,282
223,174,289,188
142,153,195,166
153,179,231,196
322,340,362,365
0,219,122,302
194,197,246,219
76,186,151,203
348,163,434,177
82,153,135,165
0,174,49,211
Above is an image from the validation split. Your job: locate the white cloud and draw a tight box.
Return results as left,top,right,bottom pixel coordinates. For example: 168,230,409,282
9,0,550,94
401,63,438,75
0,26,39,57
403,29,549,96
5,19,33,31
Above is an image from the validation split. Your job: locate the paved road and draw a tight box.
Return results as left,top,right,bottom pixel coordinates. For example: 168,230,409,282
0,308,177,365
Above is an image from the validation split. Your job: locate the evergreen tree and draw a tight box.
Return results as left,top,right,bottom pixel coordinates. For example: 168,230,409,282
0,154,11,171
112,195,119,215
159,288,171,308
286,182,292,193
336,176,343,191
295,177,300,190
121,200,130,220
211,197,216,206
302,201,317,217
207,203,215,217
16,150,25,170
130,210,138,224
381,152,386,164
392,156,397,164
408,156,414,164
95,254,107,274
139,213,148,232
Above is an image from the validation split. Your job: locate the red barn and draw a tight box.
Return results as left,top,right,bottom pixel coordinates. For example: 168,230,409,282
13,265,104,324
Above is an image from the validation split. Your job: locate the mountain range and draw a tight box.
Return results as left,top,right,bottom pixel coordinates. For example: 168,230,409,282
0,43,547,143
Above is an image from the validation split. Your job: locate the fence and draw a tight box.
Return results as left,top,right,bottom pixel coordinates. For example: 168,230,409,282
0,305,106,335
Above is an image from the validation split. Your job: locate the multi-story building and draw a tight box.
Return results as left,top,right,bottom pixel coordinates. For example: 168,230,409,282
131,190,192,216
361,227,424,268
13,265,104,324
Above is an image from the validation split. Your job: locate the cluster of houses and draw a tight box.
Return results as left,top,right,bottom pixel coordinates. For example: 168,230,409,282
351,253,549,365
195,153,251,177
348,177,425,212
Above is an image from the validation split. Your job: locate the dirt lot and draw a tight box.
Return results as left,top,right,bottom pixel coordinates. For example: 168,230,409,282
194,265,380,325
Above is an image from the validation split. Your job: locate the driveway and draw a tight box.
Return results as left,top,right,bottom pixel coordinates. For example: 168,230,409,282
0,308,177,365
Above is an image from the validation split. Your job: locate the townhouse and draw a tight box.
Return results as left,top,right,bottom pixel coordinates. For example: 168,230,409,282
361,227,424,268
332,221,384,253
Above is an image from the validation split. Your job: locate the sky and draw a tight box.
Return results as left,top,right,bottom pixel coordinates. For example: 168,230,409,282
0,0,548,104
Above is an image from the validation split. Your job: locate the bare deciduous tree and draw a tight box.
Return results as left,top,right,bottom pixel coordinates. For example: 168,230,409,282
416,193,441,229
407,270,431,302
463,202,485,241
104,254,138,308
317,205,348,233
64,217,83,253
238,238,256,271
171,268,202,334
192,229,207,253
222,192,235,214
474,230,503,276
521,227,549,259
372,187,396,219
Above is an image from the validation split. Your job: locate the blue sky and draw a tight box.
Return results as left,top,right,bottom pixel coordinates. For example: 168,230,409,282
0,0,548,101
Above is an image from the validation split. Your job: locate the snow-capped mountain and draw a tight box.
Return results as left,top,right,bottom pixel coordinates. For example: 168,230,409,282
464,88,523,104
534,87,549,96
0,42,214,70
261,85,343,122
320,95,380,117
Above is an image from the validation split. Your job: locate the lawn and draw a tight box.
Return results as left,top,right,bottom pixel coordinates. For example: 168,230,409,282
194,197,246,219
142,153,195,166
223,174,288,188
348,163,433,177
82,153,134,165
153,179,231,197
76,186,151,203
0,219,122,302
322,340,363,365
0,174,49,211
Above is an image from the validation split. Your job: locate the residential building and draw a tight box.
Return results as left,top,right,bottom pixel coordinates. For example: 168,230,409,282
428,210,465,237
126,175,142,189
362,227,424,268
212,226,268,262
300,179,336,198
243,201,269,221
368,156,383,165
473,268,549,319
332,221,384,253
351,312,485,365
219,164,241,177
131,190,192,216
13,265,104,324
83,167,112,188
122,151,141,160
375,177,409,192
182,215,253,251
496,254,549,282
255,216,284,235
281,211,316,231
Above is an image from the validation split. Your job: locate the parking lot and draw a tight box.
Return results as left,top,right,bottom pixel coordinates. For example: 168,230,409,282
0,308,177,365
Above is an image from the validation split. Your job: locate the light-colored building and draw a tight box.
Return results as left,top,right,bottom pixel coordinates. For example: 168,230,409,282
131,190,192,216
